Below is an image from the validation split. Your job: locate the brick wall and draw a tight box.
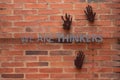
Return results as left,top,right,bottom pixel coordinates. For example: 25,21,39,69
0,0,120,80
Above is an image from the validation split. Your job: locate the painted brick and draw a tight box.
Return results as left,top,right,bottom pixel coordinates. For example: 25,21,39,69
1,74,24,78
50,51,72,55
26,51,48,55
26,62,48,67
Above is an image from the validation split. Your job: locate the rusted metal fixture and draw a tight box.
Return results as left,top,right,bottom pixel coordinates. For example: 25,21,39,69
84,5,96,22
74,51,85,69
61,13,72,30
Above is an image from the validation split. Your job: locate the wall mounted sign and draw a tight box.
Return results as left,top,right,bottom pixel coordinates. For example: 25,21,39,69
21,33,103,43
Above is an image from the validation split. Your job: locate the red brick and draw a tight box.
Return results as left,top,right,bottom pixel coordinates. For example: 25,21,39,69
0,16,22,21
0,3,22,9
83,50,97,55
39,56,62,61
15,56,37,61
99,27,117,33
14,10,37,15
15,68,38,73
0,22,12,27
38,0,61,3
39,68,63,73
0,32,12,39
73,21,86,26
26,62,48,67
76,74,93,78
26,74,49,78
0,38,21,44
112,55,120,60
100,15,118,20
88,68,113,72
38,45,61,50
25,4,47,9
50,74,74,78
0,0,12,3
113,9,120,14
14,0,36,3
14,22,39,27
2,74,24,78
1,50,24,56
112,0,120,2
63,44,87,50
75,15,86,20
1,28,24,33
88,21,111,26
1,62,24,67
50,51,72,55
113,68,120,72
50,62,73,67
63,10,84,15
50,16,62,21
25,16,48,21
88,43,111,49
115,20,120,26
0,57,13,61
38,10,60,15
105,3,120,9
0,68,13,73
100,62,120,67
14,33,38,38
88,56,111,61
64,68,87,73
75,27,97,33
100,73,119,78
26,51,48,55
112,44,120,50
39,22,61,27
63,56,74,61
49,27,64,33
0,44,13,49
64,0,80,3
99,50,119,55
75,3,98,9
84,62,98,68
0,10,12,14
50,4,73,9
95,9,111,14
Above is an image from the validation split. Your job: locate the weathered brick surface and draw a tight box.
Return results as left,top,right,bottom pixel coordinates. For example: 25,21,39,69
0,0,119,80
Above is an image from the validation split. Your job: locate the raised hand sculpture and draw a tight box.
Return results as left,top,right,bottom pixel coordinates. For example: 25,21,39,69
74,51,85,69
61,13,72,30
84,5,96,22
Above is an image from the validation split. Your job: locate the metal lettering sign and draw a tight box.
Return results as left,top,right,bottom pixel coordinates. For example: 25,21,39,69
21,33,103,43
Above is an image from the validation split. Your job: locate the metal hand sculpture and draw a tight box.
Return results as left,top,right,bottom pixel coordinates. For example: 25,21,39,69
74,51,85,69
84,5,96,22
61,13,72,30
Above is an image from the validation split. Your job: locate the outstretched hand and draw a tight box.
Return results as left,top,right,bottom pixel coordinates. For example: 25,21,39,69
74,51,85,69
61,13,72,30
84,5,96,22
